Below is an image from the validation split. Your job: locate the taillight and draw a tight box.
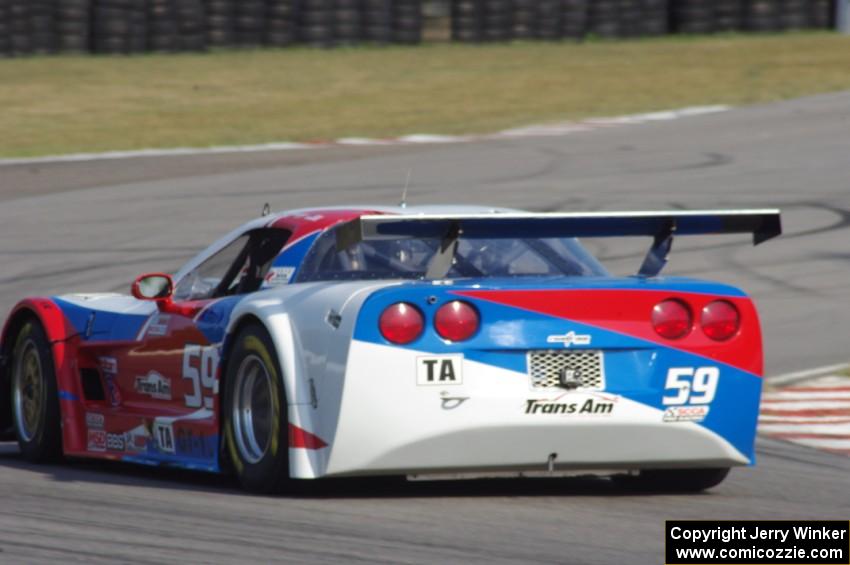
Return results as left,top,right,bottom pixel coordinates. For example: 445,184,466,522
379,302,424,344
434,300,479,342
701,300,740,341
652,299,692,339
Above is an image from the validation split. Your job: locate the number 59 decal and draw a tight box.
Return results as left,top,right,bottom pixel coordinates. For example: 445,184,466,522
663,367,719,406
183,344,220,409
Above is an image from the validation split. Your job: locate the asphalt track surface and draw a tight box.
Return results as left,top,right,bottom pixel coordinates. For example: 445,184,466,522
0,92,849,564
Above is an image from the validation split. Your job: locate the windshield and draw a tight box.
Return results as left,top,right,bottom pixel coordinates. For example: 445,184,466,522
295,228,609,282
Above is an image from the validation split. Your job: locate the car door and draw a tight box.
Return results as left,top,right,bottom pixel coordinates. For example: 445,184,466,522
116,228,290,464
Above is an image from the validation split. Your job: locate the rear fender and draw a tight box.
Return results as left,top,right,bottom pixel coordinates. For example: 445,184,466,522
1,299,86,452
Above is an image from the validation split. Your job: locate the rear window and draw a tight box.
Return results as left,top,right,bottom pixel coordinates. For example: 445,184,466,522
295,229,608,282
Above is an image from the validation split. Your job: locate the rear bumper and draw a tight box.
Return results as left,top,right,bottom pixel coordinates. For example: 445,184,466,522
327,421,747,478
295,341,755,478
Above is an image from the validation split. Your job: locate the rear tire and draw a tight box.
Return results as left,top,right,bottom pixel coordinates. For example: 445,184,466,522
612,468,730,493
11,320,62,463
223,324,290,494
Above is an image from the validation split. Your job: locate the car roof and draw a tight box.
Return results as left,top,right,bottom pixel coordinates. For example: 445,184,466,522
173,205,521,283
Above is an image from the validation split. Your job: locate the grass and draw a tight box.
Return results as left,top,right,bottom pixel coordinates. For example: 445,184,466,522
2,32,850,157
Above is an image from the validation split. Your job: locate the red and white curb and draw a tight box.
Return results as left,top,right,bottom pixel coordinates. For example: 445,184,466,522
760,373,850,457
0,105,729,167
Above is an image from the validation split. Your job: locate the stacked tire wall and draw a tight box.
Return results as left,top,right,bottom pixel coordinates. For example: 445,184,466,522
451,0,835,42
0,0,424,56
0,0,839,56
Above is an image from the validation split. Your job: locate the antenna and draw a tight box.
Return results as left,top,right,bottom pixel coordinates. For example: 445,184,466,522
261,203,271,217
399,169,412,209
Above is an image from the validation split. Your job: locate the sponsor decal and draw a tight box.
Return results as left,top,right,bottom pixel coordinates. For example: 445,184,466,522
440,391,469,410
125,424,151,453
153,421,175,454
134,371,172,400
86,412,105,429
416,355,463,386
107,432,126,452
105,375,122,407
98,356,118,374
546,331,591,348
663,405,710,423
147,314,171,337
98,356,122,406
87,429,107,452
525,394,617,416
176,428,215,459
263,266,295,287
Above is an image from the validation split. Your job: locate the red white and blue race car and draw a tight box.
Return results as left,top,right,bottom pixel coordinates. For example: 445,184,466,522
0,205,781,493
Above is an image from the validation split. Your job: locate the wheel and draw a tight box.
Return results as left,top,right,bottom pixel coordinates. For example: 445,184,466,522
223,324,290,493
613,468,730,493
11,320,62,462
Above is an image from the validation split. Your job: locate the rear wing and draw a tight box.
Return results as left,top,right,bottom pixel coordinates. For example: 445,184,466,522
336,209,782,278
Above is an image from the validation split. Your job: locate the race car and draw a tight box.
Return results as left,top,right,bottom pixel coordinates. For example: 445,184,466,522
0,205,781,493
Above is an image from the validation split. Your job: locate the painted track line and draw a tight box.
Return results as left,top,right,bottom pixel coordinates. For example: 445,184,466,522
768,363,850,386
0,105,729,167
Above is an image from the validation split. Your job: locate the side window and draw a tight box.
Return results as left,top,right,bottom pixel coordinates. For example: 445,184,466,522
174,235,250,302
226,229,291,295
173,229,292,302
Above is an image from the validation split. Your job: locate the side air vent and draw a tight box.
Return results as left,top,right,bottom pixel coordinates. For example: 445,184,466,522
80,368,106,401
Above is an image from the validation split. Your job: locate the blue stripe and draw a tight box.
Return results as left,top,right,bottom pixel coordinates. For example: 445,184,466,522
354,279,760,463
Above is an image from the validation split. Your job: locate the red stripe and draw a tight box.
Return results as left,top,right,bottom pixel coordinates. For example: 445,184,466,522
288,424,328,449
456,289,763,375
759,408,850,417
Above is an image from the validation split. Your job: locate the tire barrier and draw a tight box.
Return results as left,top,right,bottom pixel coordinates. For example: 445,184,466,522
451,0,485,43
450,0,834,42
266,0,297,47
0,0,839,56
93,0,147,54
147,0,206,52
57,0,91,53
0,0,423,55
393,0,424,44
364,0,392,43
454,0,666,41
674,0,833,34
205,0,233,47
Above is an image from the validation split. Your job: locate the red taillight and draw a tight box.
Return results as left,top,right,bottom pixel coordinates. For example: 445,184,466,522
379,302,424,344
701,300,740,341
434,300,479,342
652,299,692,339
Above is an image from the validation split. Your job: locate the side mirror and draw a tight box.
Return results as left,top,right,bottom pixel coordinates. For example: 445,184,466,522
132,273,174,302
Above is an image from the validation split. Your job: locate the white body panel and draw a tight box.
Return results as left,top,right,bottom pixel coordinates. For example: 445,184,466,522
225,283,747,479
323,341,747,477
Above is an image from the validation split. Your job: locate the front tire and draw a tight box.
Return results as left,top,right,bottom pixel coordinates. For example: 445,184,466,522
11,320,62,462
612,468,730,493
223,324,290,494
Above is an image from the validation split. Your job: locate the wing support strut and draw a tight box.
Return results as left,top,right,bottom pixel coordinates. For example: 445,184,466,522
637,220,676,278
425,221,462,279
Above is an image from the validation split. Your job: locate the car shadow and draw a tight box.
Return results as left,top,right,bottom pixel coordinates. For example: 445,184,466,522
0,442,707,500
